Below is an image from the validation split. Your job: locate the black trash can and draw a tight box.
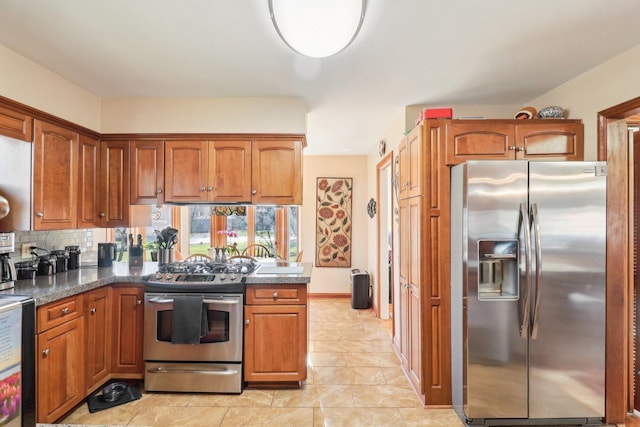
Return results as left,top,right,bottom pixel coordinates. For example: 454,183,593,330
351,269,371,309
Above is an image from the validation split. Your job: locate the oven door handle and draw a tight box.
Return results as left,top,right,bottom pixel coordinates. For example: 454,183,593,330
147,366,239,375
147,297,239,305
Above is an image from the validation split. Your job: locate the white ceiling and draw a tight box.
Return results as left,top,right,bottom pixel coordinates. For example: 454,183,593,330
1,0,639,155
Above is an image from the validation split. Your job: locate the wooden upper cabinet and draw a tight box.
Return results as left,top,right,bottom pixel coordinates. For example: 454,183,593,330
33,120,78,230
130,139,164,204
398,125,423,200
209,140,252,203
0,104,33,141
446,121,514,165
164,140,208,202
445,119,584,165
515,122,584,160
77,135,100,229
406,125,422,198
251,139,302,205
100,140,130,227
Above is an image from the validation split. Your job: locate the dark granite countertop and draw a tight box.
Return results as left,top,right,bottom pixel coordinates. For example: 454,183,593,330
0,261,312,306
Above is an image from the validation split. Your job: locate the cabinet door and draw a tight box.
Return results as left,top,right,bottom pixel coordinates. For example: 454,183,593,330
130,139,164,204
398,279,410,367
408,196,421,290
406,125,423,198
84,287,111,393
0,104,33,141
398,137,409,200
33,120,78,230
398,199,409,284
111,285,144,376
37,317,84,423
164,140,208,202
446,121,514,165
244,304,307,382
408,283,422,391
251,139,302,204
77,134,100,228
515,122,584,161
209,139,252,202
100,140,130,227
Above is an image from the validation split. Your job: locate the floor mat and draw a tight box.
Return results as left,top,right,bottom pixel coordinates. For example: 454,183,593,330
87,384,142,413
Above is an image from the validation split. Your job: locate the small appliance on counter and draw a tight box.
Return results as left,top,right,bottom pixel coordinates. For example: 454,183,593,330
65,245,81,270
30,247,57,276
36,255,56,276
14,260,37,280
97,242,117,267
51,249,69,273
0,231,16,290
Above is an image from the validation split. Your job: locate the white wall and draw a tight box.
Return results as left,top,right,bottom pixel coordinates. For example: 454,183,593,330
527,44,640,160
101,97,306,134
302,155,368,295
0,44,101,130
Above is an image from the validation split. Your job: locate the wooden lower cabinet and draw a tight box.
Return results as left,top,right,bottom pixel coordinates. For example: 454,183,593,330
111,284,145,377
84,287,111,393
36,284,144,423
244,284,307,383
36,313,85,423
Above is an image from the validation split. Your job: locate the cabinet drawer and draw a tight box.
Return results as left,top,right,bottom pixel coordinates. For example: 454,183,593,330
246,284,307,305
37,294,84,333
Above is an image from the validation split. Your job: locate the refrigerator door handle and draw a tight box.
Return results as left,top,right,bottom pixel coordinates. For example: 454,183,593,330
518,202,532,339
530,203,543,339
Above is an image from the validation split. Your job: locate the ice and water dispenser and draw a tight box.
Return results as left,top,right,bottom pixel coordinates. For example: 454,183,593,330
477,240,519,300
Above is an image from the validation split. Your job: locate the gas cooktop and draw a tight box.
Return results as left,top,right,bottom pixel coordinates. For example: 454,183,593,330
145,258,259,293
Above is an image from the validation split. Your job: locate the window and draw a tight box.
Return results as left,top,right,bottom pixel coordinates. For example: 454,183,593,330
114,205,299,261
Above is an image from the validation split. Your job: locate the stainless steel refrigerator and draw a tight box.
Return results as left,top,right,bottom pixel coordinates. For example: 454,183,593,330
451,160,606,426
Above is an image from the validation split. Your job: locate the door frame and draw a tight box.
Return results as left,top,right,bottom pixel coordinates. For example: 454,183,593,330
377,152,394,319
597,96,640,423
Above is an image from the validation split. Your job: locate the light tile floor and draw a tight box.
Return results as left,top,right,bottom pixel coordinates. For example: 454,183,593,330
60,298,465,426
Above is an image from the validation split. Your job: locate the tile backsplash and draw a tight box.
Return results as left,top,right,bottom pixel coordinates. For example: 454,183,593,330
9,228,102,264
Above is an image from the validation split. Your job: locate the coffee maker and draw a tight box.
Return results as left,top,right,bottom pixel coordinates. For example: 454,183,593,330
0,232,16,290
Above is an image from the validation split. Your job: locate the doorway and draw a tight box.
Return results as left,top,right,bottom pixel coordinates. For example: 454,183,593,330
377,152,393,320
597,97,640,424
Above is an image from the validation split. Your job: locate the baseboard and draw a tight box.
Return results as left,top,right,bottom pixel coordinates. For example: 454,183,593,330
308,293,350,299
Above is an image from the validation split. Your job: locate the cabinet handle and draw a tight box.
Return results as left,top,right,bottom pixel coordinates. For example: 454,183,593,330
35,211,44,217
509,146,516,151
245,319,250,325
517,146,525,152
90,308,96,314
42,349,50,357
200,186,206,192
156,189,163,194
61,307,70,315
136,299,142,305
273,292,279,299
99,212,106,218
207,186,213,191
252,190,257,195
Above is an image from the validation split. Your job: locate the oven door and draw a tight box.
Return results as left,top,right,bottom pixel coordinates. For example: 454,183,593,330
143,293,243,362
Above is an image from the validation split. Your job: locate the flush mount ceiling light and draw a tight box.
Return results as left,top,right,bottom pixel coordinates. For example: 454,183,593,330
269,0,366,58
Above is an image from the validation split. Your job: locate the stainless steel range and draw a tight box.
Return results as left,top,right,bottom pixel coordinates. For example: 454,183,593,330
143,258,258,393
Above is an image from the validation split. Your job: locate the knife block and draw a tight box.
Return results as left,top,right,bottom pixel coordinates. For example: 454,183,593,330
128,245,143,268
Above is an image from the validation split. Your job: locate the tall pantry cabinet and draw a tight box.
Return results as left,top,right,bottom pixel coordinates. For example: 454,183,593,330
395,118,584,405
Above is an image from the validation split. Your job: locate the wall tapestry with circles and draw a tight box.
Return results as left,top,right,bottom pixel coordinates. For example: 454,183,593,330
316,177,352,267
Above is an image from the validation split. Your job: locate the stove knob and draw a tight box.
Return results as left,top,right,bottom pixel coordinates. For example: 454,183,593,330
219,273,227,281
155,273,163,280
166,274,173,280
230,273,237,281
